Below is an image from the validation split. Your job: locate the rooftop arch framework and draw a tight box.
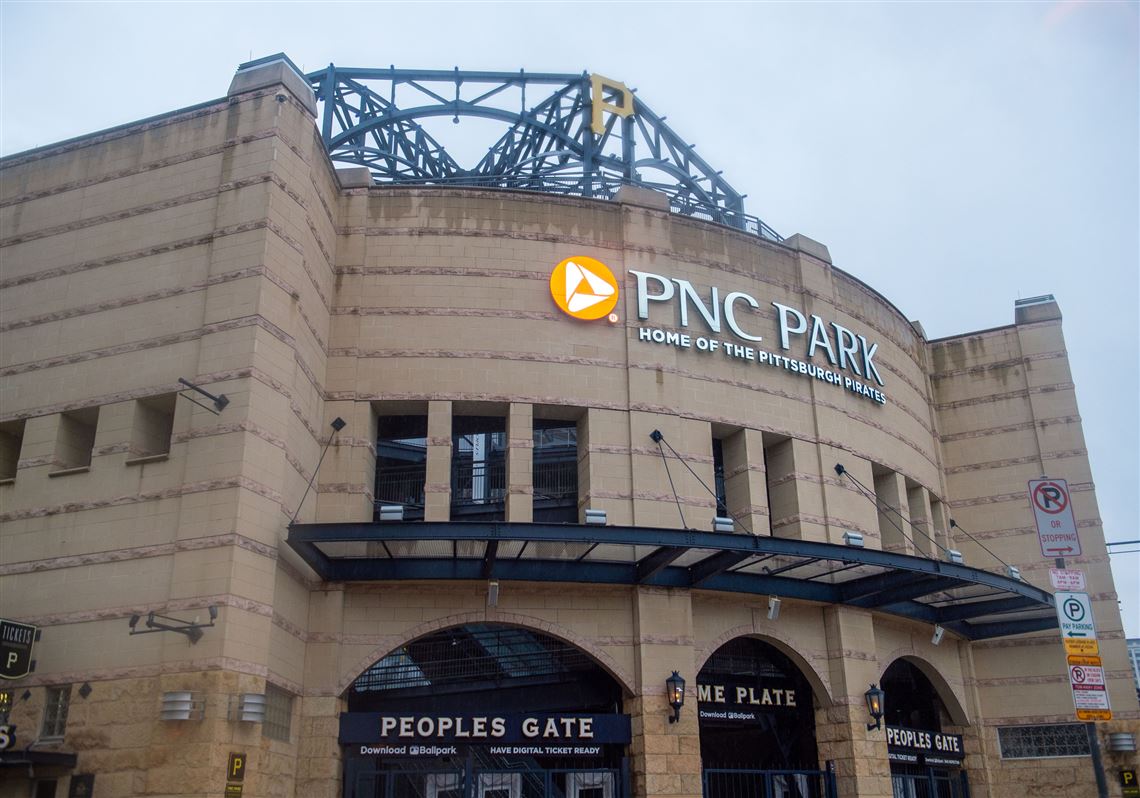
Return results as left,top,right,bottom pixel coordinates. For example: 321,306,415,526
244,53,782,240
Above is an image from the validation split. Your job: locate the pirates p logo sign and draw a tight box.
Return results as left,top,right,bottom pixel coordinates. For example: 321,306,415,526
550,256,619,321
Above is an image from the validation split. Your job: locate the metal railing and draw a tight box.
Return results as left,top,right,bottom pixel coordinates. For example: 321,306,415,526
702,767,837,798
349,762,626,798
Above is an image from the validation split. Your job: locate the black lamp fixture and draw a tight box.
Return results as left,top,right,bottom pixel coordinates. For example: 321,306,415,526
666,670,686,724
129,606,218,644
864,683,886,731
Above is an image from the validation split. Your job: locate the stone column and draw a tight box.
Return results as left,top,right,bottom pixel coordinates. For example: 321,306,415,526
424,400,453,521
296,695,346,798
817,607,892,798
721,428,769,535
873,471,912,555
766,438,826,541
629,587,701,798
505,403,533,522
906,484,935,557
579,407,633,525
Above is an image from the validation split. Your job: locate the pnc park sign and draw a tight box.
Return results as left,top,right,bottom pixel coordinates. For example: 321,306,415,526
551,257,889,406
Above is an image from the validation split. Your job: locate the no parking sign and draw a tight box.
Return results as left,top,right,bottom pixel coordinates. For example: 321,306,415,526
1029,478,1081,557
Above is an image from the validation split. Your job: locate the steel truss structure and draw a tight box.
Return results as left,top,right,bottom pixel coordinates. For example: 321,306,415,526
287,521,1058,641
305,62,779,240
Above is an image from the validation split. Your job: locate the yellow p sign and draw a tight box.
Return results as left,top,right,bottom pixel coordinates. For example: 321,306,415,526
228,752,246,781
590,74,634,135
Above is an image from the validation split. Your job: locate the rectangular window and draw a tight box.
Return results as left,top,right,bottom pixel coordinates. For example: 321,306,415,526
997,723,1090,759
262,684,293,742
54,408,98,470
711,437,728,518
533,418,578,523
41,685,71,739
451,416,506,521
376,414,428,522
0,419,25,481
130,394,176,459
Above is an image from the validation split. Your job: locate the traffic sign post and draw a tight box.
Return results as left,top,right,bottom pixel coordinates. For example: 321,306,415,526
1029,478,1081,557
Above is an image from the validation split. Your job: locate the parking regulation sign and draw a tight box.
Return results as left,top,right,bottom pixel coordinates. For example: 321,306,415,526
1055,591,1099,655
1067,654,1111,721
1029,478,1081,557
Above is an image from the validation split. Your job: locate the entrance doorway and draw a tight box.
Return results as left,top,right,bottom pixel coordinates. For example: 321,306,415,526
881,659,968,798
697,638,834,798
343,624,629,798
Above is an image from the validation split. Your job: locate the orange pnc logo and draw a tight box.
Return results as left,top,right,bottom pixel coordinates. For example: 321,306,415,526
550,256,620,321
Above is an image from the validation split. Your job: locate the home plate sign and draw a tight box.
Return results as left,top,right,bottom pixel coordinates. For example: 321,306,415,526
1029,478,1081,558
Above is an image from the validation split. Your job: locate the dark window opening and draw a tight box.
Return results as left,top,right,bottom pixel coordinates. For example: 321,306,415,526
376,415,428,522
533,419,578,523
0,419,25,480
881,659,945,732
452,416,506,521
712,438,728,518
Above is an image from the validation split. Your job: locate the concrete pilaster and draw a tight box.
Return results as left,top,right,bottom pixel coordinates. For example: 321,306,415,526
506,403,533,522
579,407,633,525
630,587,701,798
721,428,769,535
424,400,453,521
906,483,935,557
819,607,891,798
766,438,826,542
873,471,912,554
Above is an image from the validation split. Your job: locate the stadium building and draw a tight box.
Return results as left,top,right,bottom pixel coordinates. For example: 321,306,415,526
0,54,1136,798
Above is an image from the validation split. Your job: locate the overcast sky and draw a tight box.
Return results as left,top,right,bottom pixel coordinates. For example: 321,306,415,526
1,2,1136,636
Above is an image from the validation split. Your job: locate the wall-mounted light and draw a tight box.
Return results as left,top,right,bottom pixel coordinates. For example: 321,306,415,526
1107,732,1136,752
864,683,885,731
945,549,964,564
666,671,686,724
843,531,864,548
230,692,267,723
378,505,404,522
130,606,217,644
713,516,734,533
1006,565,1021,581
487,580,500,608
161,691,204,721
767,596,781,621
585,509,607,526
931,625,945,646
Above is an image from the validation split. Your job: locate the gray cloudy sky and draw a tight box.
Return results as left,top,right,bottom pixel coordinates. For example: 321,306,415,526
2,2,1137,635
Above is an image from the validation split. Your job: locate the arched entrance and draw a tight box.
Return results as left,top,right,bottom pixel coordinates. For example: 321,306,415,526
881,658,968,798
697,637,834,798
341,624,631,798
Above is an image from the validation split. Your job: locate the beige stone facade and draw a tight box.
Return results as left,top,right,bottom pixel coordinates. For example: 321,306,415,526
1,58,1136,798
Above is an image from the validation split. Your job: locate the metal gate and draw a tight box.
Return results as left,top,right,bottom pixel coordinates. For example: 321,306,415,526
347,761,628,798
890,767,969,798
702,766,838,798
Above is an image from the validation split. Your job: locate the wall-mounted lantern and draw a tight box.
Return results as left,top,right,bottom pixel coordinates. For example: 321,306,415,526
864,683,886,731
666,671,686,724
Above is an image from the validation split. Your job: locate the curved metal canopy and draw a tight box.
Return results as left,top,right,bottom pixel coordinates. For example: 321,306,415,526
299,59,779,240
287,521,1057,642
